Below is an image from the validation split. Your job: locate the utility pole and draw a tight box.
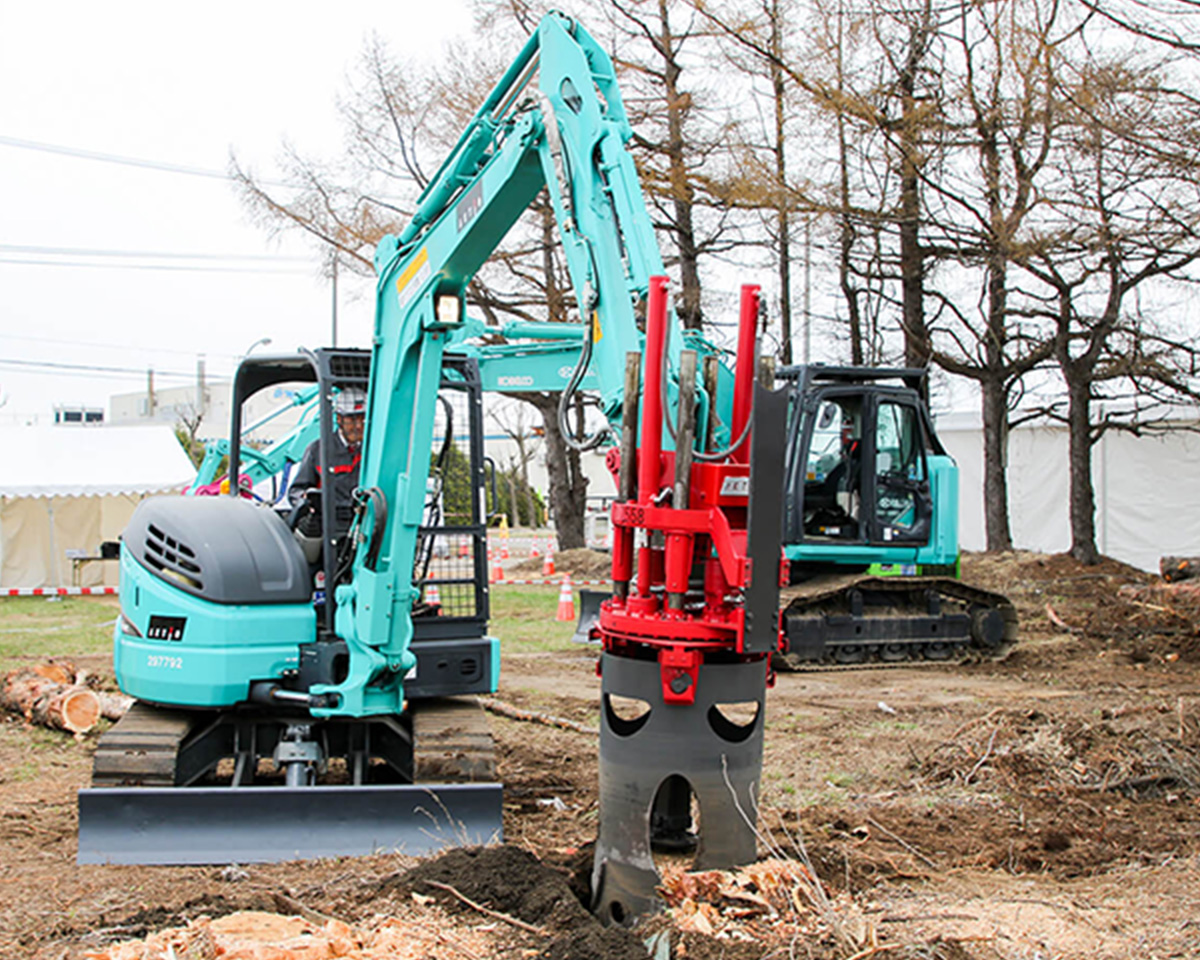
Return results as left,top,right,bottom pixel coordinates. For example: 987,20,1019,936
330,252,339,347
803,216,812,365
196,356,207,416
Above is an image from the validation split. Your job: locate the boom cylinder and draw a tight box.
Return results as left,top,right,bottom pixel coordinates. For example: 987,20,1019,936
638,276,669,505
730,284,761,463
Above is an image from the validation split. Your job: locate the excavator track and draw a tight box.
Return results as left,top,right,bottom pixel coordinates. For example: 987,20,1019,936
91,701,198,787
774,574,1018,672
411,696,497,782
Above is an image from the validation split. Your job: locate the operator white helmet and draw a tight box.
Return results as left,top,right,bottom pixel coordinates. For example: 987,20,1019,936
334,386,367,417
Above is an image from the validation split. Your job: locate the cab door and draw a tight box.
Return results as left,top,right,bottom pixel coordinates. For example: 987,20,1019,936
867,397,932,545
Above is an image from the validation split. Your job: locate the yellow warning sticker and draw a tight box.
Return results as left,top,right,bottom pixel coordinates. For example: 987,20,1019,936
591,311,602,342
396,248,431,308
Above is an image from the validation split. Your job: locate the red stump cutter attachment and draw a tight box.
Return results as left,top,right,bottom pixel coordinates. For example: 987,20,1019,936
591,277,790,924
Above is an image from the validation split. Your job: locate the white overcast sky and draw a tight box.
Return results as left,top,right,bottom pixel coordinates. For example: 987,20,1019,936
0,0,471,421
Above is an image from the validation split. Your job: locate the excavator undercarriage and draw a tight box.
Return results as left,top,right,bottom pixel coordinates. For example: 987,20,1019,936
775,575,1017,670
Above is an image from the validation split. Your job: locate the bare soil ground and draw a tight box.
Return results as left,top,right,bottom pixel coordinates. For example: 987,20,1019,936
2,551,1198,959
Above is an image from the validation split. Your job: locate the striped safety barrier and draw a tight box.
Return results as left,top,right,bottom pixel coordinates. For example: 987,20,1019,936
4,586,118,597
4,582,610,595
490,578,611,586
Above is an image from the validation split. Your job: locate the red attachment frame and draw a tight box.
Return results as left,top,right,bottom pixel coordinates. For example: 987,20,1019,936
598,279,773,704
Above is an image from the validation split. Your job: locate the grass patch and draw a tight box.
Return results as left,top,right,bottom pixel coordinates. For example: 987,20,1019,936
489,585,581,654
0,596,119,673
874,720,919,732
0,586,586,674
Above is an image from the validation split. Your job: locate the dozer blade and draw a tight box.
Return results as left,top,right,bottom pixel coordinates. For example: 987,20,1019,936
572,589,607,644
77,782,502,865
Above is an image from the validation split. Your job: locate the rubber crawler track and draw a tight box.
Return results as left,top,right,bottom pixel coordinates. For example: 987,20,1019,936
774,575,1018,672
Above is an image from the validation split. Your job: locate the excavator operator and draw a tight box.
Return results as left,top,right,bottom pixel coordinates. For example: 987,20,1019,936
287,386,365,541
804,404,863,538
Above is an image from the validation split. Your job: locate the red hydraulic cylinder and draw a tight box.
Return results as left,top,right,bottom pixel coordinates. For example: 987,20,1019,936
634,276,670,606
729,284,761,463
638,276,670,504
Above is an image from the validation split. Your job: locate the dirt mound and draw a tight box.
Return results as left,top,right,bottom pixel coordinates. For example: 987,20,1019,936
961,550,1200,664
387,845,648,960
511,547,612,579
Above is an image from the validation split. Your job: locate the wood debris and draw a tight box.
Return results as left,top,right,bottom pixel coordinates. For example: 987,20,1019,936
656,858,835,940
82,908,503,960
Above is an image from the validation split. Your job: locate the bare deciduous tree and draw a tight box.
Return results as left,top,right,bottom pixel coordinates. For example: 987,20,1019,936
1015,54,1200,562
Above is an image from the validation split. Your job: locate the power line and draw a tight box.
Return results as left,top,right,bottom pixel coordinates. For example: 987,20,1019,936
0,257,309,275
0,357,219,379
0,365,196,386
0,134,296,189
0,332,239,360
0,243,310,263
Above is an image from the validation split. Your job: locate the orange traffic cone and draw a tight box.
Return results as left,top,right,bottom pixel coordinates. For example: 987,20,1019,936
542,541,556,577
424,582,441,612
490,549,505,583
530,536,541,559
555,577,576,622
500,541,510,560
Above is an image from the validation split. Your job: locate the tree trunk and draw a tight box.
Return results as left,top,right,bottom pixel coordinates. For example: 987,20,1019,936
834,11,864,366
1,669,101,735
505,468,520,527
898,10,931,369
1066,380,1100,564
658,0,703,331
770,0,792,365
522,393,588,549
980,376,1013,551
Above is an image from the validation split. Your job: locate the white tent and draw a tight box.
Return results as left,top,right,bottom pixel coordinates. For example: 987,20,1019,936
936,412,1200,572
0,426,196,588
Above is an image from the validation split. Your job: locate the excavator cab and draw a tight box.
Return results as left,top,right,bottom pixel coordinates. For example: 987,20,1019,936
774,365,1016,668
781,365,952,569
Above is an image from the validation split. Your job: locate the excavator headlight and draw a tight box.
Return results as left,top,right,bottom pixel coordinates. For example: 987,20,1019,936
119,613,143,638
436,293,462,327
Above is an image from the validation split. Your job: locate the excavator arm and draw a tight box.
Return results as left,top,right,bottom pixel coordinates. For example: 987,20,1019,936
316,12,716,717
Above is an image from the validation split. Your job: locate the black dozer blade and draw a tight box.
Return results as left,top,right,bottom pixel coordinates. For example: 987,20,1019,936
572,589,607,645
77,782,502,865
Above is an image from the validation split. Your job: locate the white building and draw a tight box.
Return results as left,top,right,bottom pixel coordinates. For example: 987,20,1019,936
108,379,311,445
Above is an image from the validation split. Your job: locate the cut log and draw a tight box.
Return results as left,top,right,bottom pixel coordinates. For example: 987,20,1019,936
1,668,102,734
32,659,78,686
96,691,134,721
1161,556,1200,583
